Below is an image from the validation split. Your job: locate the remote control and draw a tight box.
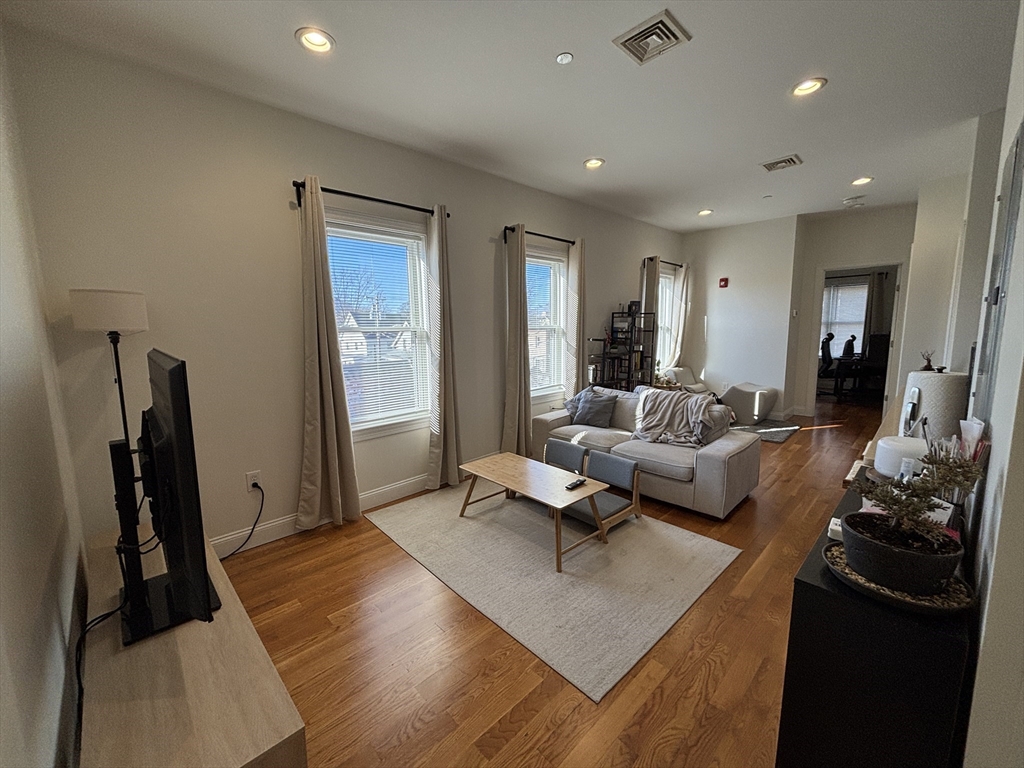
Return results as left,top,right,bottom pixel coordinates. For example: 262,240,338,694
565,478,586,490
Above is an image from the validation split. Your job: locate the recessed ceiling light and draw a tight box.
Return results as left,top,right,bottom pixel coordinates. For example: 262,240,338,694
792,77,827,96
556,52,574,65
296,27,335,53
698,209,714,216
762,194,773,199
584,157,605,169
851,176,874,186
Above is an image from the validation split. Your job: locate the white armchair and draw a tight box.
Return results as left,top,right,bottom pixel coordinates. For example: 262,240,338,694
662,366,709,393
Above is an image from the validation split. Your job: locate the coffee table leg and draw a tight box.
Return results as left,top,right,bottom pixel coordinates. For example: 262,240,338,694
459,474,478,517
589,495,608,543
554,506,562,573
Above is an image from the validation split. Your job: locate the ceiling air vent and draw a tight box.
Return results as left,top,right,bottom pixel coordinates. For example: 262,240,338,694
613,9,691,66
761,154,803,172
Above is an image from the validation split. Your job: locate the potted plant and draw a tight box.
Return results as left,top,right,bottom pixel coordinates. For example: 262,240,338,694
842,451,981,596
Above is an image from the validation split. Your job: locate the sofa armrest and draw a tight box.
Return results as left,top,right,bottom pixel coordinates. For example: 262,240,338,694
692,431,761,519
532,409,571,463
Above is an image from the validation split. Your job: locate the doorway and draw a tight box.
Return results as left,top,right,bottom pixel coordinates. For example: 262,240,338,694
816,264,901,408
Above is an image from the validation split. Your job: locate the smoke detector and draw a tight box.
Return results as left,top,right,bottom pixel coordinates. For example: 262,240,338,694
761,155,803,172
613,10,691,66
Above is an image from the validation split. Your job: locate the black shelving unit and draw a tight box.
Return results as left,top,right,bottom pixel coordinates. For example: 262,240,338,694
589,311,655,391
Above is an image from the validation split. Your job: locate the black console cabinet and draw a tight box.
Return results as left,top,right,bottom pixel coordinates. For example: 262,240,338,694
775,484,971,768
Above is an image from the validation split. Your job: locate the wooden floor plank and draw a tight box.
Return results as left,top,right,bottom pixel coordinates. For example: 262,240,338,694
223,399,882,768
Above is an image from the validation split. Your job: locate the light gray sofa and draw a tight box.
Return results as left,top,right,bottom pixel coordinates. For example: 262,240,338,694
532,386,761,520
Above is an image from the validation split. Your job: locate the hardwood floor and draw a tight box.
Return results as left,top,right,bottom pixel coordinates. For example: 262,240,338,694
223,400,882,768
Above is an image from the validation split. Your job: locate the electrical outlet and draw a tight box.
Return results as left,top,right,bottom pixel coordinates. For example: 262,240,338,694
245,471,262,491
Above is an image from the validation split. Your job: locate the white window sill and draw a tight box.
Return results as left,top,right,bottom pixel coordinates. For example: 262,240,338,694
531,387,565,406
352,414,430,442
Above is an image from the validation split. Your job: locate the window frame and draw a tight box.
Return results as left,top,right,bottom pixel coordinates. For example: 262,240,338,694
656,265,676,369
525,244,568,401
323,207,431,440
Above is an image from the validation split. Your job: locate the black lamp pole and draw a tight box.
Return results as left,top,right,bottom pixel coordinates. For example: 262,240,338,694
107,330,131,446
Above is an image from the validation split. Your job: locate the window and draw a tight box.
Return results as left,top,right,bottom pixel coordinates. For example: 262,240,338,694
821,280,868,355
325,211,429,433
656,269,675,368
526,249,567,396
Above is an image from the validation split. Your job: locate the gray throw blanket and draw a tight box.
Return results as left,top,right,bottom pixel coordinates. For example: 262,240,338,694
633,388,718,447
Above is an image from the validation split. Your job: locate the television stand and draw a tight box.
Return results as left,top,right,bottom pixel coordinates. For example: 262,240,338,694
120,572,222,645
80,528,305,767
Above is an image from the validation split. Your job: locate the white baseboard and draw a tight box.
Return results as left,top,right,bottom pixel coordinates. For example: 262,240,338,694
211,512,305,559
359,474,429,512
793,406,816,418
213,474,430,558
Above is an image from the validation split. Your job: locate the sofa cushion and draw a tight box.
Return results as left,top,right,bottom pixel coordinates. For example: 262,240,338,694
550,425,632,452
610,440,697,482
609,393,640,432
572,389,617,427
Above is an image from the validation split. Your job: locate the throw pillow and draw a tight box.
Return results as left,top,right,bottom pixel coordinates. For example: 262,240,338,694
572,389,617,428
564,388,590,420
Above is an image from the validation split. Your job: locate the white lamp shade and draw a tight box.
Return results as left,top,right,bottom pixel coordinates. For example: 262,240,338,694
69,289,149,333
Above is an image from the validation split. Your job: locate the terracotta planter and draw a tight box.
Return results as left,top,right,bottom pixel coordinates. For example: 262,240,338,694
841,512,963,596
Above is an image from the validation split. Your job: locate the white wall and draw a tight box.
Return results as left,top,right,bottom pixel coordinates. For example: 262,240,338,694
964,3,1024,765
897,175,971,387
0,35,86,768
789,204,918,416
679,216,798,411
2,27,684,550
781,220,808,415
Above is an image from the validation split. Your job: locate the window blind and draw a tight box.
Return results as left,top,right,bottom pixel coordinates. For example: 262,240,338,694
656,271,675,367
821,282,868,355
325,224,430,427
526,254,566,393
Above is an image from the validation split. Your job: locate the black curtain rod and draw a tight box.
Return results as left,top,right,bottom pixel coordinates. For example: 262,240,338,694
825,272,878,280
645,256,684,269
292,180,449,218
502,225,575,246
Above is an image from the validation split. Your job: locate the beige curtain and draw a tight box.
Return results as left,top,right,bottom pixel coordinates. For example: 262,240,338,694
296,175,361,528
425,204,462,488
640,256,661,382
501,224,532,456
663,262,690,368
564,238,587,399
863,270,888,338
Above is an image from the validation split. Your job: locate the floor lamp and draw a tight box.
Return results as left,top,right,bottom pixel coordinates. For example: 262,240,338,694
69,289,149,444
70,289,155,647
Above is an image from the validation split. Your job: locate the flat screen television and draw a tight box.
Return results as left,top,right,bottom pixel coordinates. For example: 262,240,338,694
111,349,220,644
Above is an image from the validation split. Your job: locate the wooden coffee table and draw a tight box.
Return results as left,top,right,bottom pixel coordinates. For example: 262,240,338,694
459,453,610,572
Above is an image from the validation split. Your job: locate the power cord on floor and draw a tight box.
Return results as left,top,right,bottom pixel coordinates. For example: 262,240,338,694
222,482,265,560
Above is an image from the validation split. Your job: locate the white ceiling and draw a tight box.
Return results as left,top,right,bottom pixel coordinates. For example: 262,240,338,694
2,0,1018,232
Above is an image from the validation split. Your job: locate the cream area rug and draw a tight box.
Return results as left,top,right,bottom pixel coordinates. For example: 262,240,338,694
365,481,740,702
